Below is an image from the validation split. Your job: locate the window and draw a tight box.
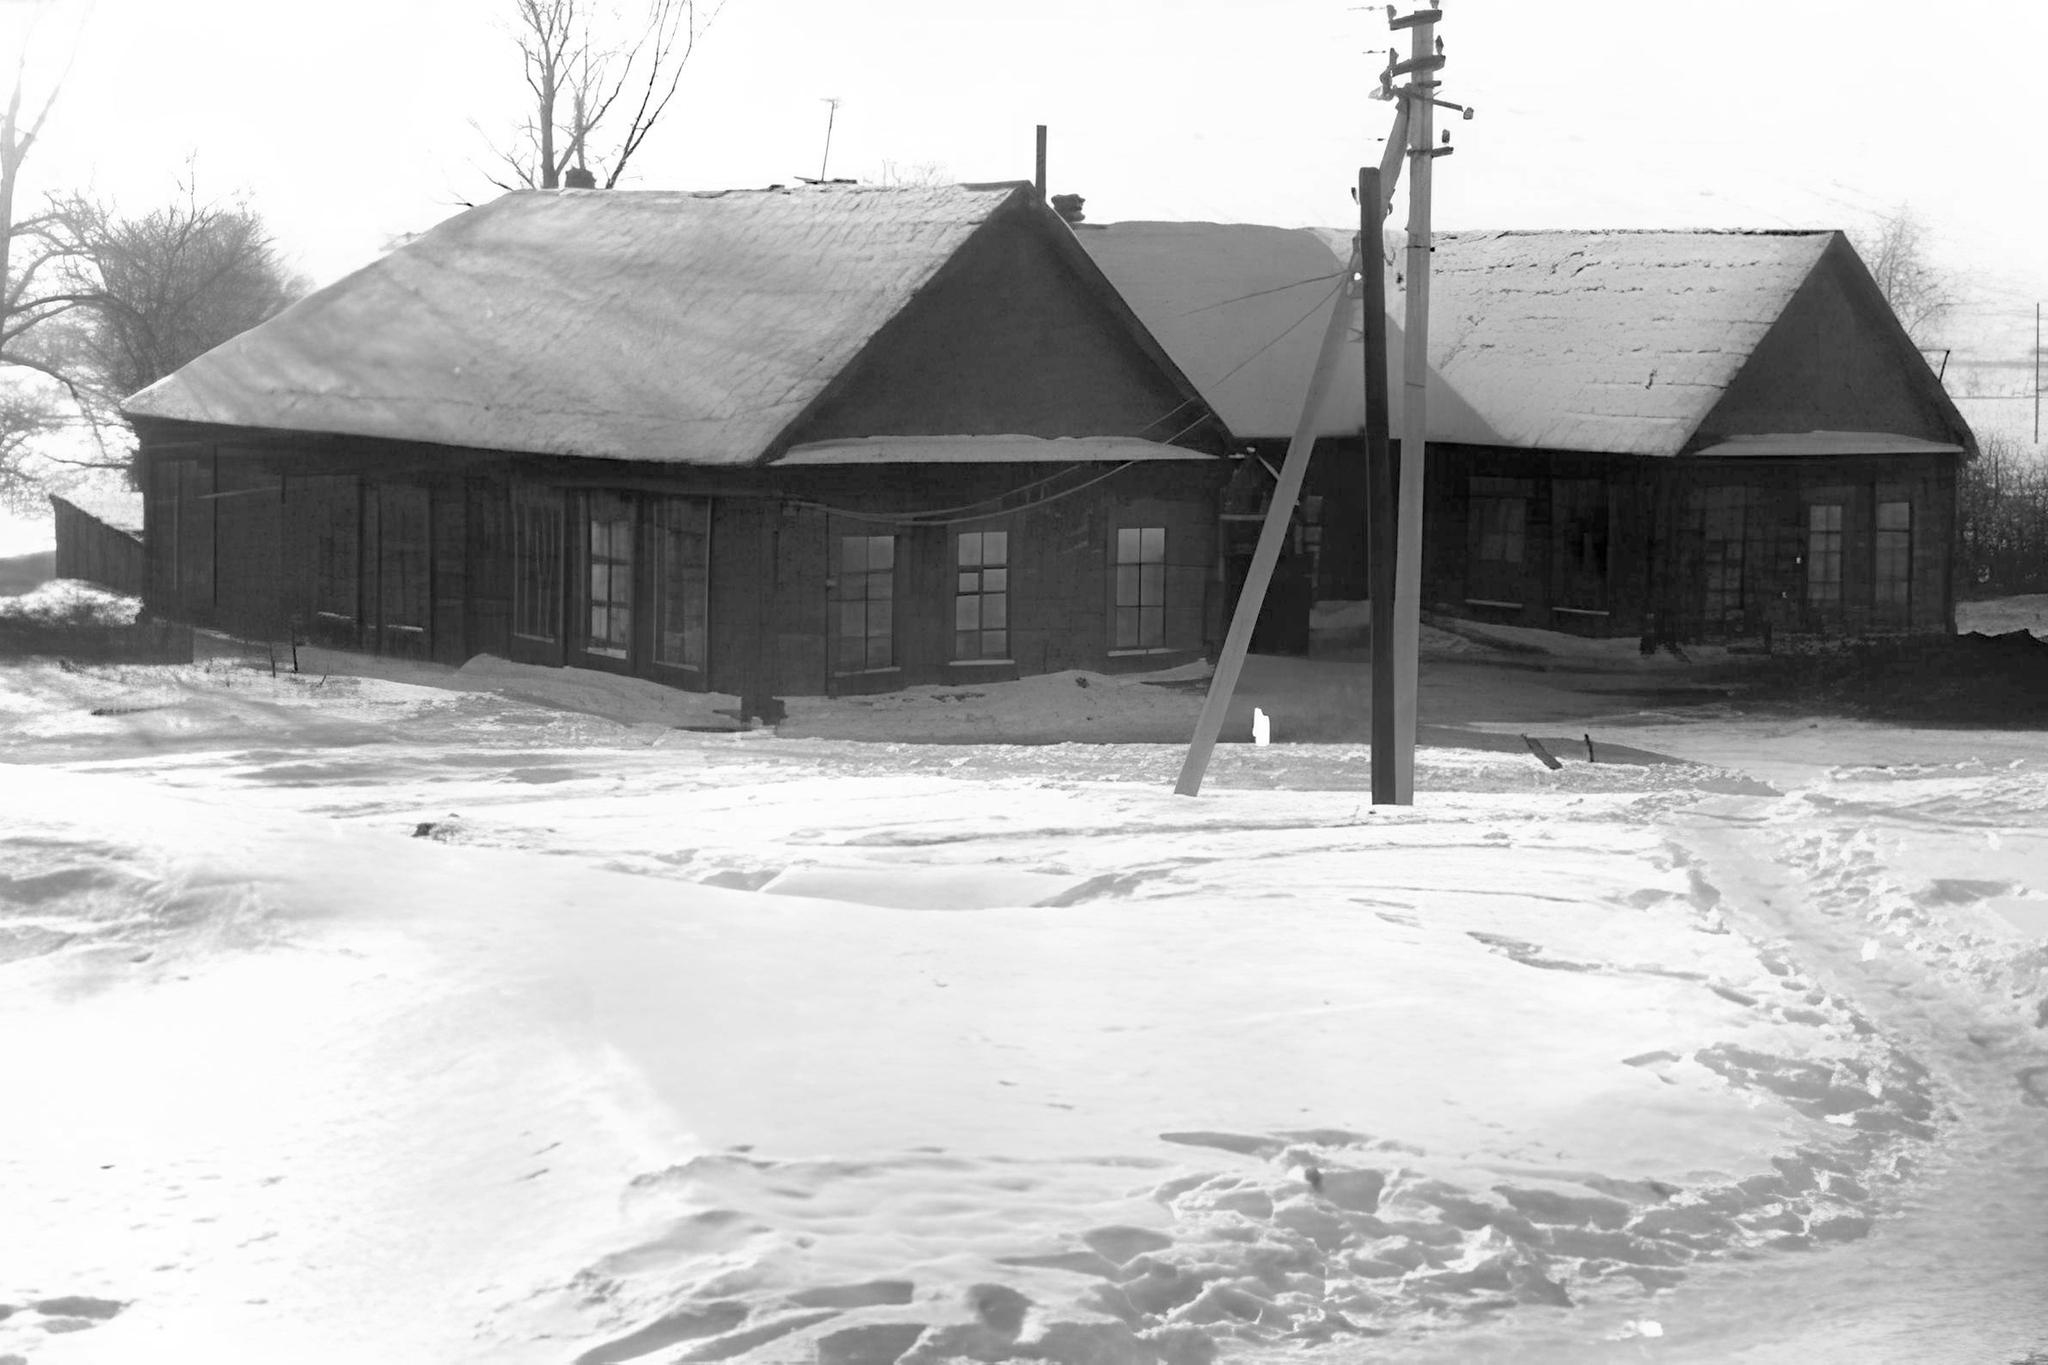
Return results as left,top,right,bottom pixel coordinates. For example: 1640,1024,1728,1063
652,497,710,669
1469,477,1527,563
1806,502,1845,608
512,493,562,641
1701,486,1749,626
954,530,1009,661
377,483,430,640
1114,526,1165,650
1875,500,1912,613
309,476,360,631
1553,479,1609,581
585,494,634,658
836,534,895,671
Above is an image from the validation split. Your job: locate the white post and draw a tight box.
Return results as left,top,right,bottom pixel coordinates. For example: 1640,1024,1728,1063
1391,8,1441,805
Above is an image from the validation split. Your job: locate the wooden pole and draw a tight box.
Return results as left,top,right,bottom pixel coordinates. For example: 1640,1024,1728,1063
819,98,841,181
1036,125,1048,202
1361,165,1397,805
1172,249,1358,796
1390,9,1439,805
1174,111,1409,797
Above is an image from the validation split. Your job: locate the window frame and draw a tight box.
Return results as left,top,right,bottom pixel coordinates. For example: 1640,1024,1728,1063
1468,476,1529,565
650,496,711,672
511,489,564,645
1112,525,1167,652
952,528,1011,663
834,533,897,674
1874,498,1912,616
582,492,635,661
1805,501,1846,609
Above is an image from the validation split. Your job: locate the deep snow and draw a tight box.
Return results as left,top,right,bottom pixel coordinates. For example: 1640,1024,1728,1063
1,638,2044,1365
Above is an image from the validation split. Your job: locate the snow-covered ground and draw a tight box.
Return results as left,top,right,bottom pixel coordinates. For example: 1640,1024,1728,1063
2,627,2045,1364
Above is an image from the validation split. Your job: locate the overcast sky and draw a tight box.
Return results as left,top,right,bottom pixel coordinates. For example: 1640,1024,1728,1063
7,0,2045,402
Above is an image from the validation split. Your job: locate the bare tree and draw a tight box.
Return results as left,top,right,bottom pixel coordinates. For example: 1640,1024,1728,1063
53,179,307,423
871,160,952,189
482,0,726,192
1851,205,1958,347
1,1,94,501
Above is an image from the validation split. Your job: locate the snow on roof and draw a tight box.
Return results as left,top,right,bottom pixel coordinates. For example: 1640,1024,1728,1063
122,184,1026,465
773,435,1216,465
1074,222,1374,440
1413,230,1832,456
1085,224,1836,456
1692,431,1966,458
50,488,145,536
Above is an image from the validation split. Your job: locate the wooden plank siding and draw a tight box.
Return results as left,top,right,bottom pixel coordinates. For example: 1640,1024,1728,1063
1417,444,1957,642
50,498,146,596
131,441,1228,697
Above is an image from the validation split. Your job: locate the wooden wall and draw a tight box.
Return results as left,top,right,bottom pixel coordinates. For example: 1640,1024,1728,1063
1419,443,1956,641
50,498,146,596
783,210,1216,452
136,425,1227,696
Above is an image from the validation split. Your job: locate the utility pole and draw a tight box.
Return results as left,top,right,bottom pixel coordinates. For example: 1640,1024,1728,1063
1173,112,1411,797
1362,164,1397,805
1388,3,1449,804
2035,301,2040,444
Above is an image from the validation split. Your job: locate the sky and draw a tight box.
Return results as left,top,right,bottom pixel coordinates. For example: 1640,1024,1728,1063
3,0,2044,423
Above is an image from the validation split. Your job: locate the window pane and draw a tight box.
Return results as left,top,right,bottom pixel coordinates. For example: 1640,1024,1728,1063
1878,500,1911,531
983,567,1007,592
869,600,892,640
867,634,892,669
841,536,868,573
840,602,866,639
984,629,1006,657
836,637,864,672
869,571,892,603
1140,564,1165,606
956,595,980,630
1115,565,1139,607
1141,527,1165,562
869,536,894,570
958,534,982,568
1140,606,1164,648
1117,527,1140,563
985,531,1008,565
591,564,609,598
955,631,976,660
983,594,1006,628
1115,606,1139,648
958,572,979,594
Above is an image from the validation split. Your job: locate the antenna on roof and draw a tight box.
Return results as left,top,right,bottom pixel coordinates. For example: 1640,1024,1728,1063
818,97,842,182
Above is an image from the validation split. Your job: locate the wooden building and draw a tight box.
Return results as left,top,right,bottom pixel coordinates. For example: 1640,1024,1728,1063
49,490,147,596
122,183,1232,699
1081,224,1976,643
